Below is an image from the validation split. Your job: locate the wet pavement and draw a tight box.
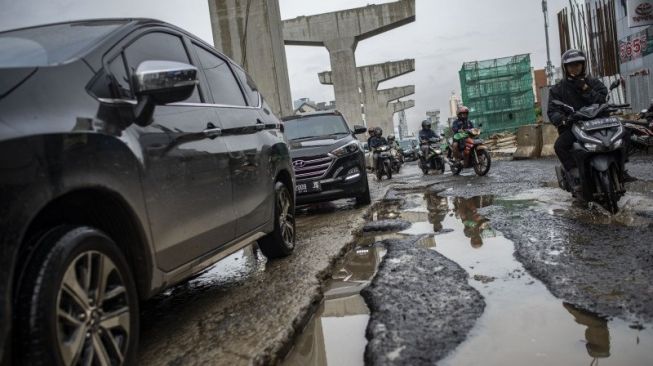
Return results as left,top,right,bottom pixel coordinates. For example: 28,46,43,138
284,158,653,366
138,157,653,365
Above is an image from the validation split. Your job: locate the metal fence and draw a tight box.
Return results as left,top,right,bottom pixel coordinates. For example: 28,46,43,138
626,73,653,113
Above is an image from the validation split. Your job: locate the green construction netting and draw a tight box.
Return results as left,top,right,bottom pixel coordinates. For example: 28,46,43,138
459,54,536,136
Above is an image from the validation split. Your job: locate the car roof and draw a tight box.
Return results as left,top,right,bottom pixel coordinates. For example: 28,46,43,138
281,110,343,121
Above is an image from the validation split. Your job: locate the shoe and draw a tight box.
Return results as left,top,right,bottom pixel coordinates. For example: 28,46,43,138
623,170,638,183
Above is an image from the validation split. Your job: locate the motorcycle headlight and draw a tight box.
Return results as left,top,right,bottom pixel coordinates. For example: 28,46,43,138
612,139,623,149
584,142,600,152
434,149,442,154
330,141,359,157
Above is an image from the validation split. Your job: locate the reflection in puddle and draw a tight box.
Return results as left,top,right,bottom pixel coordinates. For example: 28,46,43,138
283,240,386,366
406,193,653,366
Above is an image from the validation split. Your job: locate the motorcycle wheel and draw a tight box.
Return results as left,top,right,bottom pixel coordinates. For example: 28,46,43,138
596,169,620,214
376,167,383,181
385,161,392,179
473,149,492,176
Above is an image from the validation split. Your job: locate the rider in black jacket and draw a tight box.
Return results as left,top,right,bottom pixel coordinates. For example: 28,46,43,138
548,49,636,183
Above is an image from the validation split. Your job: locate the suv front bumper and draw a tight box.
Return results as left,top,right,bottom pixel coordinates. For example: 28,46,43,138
295,153,367,205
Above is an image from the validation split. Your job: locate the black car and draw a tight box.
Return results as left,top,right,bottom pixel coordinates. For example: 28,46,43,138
282,112,370,205
0,19,296,365
399,139,418,161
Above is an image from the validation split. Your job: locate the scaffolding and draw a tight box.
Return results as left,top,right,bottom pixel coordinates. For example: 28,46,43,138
459,54,536,135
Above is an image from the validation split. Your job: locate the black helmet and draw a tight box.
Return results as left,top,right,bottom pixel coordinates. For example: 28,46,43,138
561,49,586,79
422,120,432,130
388,134,395,141
374,127,383,136
368,126,374,134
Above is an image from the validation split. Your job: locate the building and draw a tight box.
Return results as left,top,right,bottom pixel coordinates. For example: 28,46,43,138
426,109,441,133
459,54,536,135
449,92,462,118
293,99,337,114
615,0,653,111
397,110,409,139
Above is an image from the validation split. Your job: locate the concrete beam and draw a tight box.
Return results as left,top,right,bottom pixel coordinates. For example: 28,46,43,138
208,0,293,117
391,100,415,113
282,0,416,126
319,60,415,134
283,0,415,46
319,59,415,88
379,85,415,103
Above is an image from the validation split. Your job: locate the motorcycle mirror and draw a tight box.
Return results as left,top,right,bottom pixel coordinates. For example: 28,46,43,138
552,99,575,112
609,79,621,91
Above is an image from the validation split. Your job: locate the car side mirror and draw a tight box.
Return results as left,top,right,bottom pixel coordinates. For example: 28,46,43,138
440,133,445,137
134,60,198,105
353,125,367,134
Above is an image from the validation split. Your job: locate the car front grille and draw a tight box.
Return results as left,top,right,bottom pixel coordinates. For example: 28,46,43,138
292,154,334,180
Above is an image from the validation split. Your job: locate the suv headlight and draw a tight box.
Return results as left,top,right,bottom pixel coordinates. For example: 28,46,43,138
330,141,360,157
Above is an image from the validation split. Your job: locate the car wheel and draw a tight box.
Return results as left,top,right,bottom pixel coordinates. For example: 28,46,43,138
356,175,371,205
17,226,139,366
259,181,295,259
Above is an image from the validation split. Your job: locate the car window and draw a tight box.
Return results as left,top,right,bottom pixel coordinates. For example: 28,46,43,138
192,44,246,106
283,115,351,140
233,66,260,107
123,32,200,103
0,21,123,67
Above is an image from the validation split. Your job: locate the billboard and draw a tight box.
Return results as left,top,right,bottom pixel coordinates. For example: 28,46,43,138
628,0,653,28
619,27,653,63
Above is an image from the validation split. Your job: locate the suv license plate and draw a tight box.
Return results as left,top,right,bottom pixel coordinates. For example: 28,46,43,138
296,181,322,194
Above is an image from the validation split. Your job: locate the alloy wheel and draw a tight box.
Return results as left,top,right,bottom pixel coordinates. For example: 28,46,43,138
56,251,131,366
278,188,295,246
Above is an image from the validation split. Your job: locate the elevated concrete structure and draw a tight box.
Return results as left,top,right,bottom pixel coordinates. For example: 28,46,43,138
320,59,415,133
208,0,293,117
283,0,416,126
391,100,415,113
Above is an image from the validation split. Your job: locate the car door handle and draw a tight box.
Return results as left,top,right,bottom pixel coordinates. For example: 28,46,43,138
255,119,265,131
203,122,222,138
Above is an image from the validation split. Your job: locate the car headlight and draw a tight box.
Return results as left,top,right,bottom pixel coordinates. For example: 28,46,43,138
330,141,359,157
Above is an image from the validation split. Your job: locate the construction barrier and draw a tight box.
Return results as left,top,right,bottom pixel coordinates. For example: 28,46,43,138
513,124,543,160
540,123,559,157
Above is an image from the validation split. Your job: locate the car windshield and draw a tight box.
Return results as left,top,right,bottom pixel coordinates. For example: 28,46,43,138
0,21,124,67
283,115,351,141
399,140,412,149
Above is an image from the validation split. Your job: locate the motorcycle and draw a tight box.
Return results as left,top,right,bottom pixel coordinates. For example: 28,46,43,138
623,101,653,155
389,144,403,173
373,145,393,180
418,137,446,175
551,81,629,213
446,128,491,176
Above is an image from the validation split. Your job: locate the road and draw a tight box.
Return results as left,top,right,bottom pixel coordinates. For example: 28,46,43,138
139,157,653,366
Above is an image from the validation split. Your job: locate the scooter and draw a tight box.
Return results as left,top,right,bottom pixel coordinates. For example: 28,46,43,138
552,81,629,213
446,128,492,176
418,137,446,175
623,101,653,155
389,145,403,174
373,145,393,181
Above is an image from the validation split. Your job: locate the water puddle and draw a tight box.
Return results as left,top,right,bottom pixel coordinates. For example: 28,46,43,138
283,238,386,366
284,184,653,365
403,193,653,366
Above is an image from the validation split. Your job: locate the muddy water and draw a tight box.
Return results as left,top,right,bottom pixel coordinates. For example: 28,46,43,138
283,237,388,366
402,193,653,366
284,184,653,366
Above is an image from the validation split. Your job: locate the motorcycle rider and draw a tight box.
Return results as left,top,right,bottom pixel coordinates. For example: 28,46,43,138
388,135,404,164
369,127,388,171
548,49,637,184
419,120,437,164
451,106,474,161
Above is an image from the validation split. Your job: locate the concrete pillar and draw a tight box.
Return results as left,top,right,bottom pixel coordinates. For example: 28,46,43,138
208,0,293,117
320,59,415,134
283,0,416,127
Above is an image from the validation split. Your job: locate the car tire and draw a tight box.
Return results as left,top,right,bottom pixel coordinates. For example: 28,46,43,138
356,175,371,205
16,226,139,366
259,181,296,259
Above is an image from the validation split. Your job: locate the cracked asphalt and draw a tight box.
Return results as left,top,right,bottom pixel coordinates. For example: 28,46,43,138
137,156,653,366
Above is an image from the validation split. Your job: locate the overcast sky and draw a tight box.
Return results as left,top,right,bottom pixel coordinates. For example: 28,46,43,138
2,0,570,133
